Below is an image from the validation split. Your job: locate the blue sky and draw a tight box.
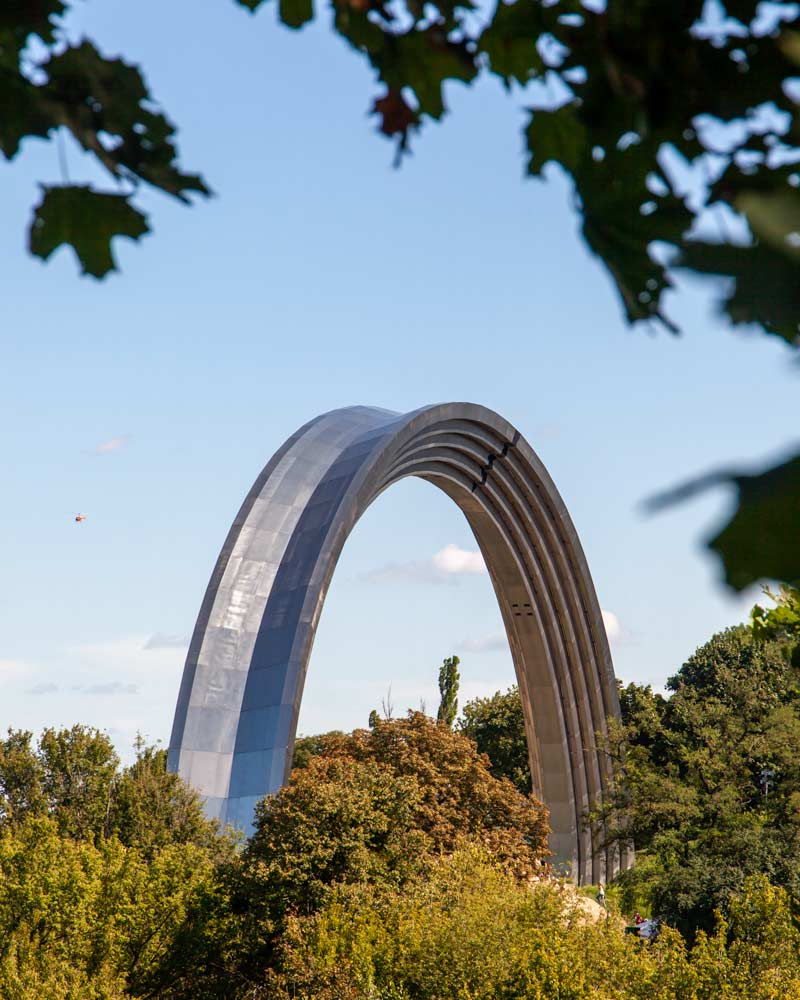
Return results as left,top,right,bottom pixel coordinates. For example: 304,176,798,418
1,0,796,758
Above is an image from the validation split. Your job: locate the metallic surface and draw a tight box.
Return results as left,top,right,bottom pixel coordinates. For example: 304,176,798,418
168,404,630,883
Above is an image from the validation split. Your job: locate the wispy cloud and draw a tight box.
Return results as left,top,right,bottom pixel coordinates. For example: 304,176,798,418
75,636,185,676
28,682,59,695
144,633,189,650
364,544,487,585
83,681,139,696
95,435,130,455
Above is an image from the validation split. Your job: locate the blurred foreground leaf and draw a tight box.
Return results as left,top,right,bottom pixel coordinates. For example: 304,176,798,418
29,186,149,277
648,452,800,591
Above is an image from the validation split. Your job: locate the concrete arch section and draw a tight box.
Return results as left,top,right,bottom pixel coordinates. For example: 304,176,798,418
168,404,631,884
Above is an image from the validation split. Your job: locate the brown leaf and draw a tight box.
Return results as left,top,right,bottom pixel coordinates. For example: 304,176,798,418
372,88,419,138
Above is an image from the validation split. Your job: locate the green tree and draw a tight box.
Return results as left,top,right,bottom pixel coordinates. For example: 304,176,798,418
0,725,121,841
600,622,800,938
316,713,549,871
436,655,460,727
290,731,345,770
0,729,46,825
38,724,119,841
209,713,550,994
0,814,221,1000
109,737,221,856
459,685,531,794
0,727,222,854
275,851,800,1000
751,585,800,663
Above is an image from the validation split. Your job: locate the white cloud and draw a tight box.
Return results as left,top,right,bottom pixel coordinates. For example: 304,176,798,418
457,632,508,653
144,633,189,650
28,682,59,695
364,544,487,585
95,435,130,455
431,544,486,575
601,609,624,645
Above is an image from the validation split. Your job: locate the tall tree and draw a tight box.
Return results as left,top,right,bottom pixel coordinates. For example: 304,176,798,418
436,655,460,727
459,685,531,794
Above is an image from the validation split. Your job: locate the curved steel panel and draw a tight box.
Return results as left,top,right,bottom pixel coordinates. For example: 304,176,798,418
168,403,630,883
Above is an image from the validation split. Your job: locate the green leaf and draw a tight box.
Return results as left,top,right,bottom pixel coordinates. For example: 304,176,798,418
679,240,800,346
279,0,313,29
647,452,800,592
525,102,586,177
235,0,269,9
570,143,691,330
709,455,800,591
735,190,800,260
372,30,478,120
0,0,66,48
0,75,52,160
43,41,211,203
479,0,547,87
29,185,149,278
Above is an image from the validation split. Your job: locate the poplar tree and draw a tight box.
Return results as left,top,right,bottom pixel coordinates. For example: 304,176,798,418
437,655,460,728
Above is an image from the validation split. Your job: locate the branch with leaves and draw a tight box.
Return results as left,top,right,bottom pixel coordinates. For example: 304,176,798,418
2,3,209,276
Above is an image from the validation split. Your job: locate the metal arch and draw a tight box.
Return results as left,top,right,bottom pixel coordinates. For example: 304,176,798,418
168,403,631,884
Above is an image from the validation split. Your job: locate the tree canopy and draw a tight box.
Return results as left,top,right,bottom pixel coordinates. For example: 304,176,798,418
599,616,800,937
436,654,460,727
274,855,800,1000
458,684,532,794
0,725,222,852
6,645,800,995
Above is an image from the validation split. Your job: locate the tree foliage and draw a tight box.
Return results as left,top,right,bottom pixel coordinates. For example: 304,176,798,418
310,713,549,868
5,689,800,997
436,654,460,727
459,684,532,794
0,725,221,852
199,712,550,993
1,4,209,278
0,816,223,1000
0,728,232,1000
751,584,800,657
274,851,800,1000
598,619,800,938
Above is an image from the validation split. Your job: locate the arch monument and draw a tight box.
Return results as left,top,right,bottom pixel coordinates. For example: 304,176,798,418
168,403,630,884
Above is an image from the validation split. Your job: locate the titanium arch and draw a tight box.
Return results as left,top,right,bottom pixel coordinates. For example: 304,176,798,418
168,404,629,883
